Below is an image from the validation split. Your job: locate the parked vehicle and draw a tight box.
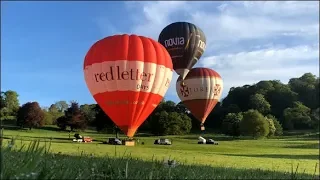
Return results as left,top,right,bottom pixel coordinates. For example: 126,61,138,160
108,138,122,145
154,138,172,145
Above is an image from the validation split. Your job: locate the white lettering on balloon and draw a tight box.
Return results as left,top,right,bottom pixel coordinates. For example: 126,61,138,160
164,37,185,48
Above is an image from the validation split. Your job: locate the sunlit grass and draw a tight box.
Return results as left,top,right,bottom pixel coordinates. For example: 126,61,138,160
1,128,319,179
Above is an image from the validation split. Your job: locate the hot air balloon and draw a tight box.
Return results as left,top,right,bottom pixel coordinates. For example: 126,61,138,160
176,67,223,131
158,22,206,83
83,34,173,142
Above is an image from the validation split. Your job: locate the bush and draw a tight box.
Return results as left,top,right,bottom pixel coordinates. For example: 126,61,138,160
265,117,276,137
239,109,269,138
221,112,243,136
266,114,283,136
149,111,192,135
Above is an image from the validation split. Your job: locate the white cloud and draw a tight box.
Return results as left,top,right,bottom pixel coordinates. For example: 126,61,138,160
96,1,319,102
187,2,319,52
126,1,189,40
201,44,319,97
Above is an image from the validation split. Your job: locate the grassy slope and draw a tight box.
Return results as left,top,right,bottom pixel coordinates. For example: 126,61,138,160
1,127,319,179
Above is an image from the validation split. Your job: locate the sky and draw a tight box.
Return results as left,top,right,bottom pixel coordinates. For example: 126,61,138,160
1,1,319,108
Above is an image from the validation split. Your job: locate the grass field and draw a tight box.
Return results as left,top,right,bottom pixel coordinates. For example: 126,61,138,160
1,126,319,179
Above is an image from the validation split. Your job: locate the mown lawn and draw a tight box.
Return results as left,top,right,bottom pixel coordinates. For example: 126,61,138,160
1,127,319,179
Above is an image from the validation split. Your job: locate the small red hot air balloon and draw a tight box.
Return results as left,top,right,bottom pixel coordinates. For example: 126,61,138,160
176,67,223,131
83,34,173,138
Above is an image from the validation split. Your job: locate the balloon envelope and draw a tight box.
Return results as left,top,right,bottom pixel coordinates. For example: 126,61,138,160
83,34,173,138
176,67,223,124
158,22,206,80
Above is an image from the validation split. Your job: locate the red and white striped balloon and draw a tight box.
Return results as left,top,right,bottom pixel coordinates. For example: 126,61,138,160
83,34,173,138
176,67,223,125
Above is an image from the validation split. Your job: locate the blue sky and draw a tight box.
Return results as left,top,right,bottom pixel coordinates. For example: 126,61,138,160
1,1,319,107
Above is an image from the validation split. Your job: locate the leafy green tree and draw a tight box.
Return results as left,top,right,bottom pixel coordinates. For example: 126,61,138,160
56,116,67,130
310,108,319,130
265,81,298,120
206,102,224,130
265,117,276,137
54,101,69,113
266,114,283,136
221,112,243,136
226,104,242,113
0,90,20,119
42,108,54,125
288,73,319,109
175,102,189,114
80,104,97,126
283,101,312,130
16,102,45,129
48,104,64,124
249,93,271,115
222,85,256,112
239,109,269,138
93,105,116,133
254,81,275,95
149,110,191,135
0,92,5,109
165,112,192,135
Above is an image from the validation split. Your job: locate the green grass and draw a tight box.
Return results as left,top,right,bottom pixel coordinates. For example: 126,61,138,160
1,127,319,179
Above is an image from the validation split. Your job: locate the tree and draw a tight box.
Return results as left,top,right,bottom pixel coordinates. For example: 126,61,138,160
0,90,20,119
165,112,192,135
93,105,115,132
48,104,64,124
266,114,283,136
266,81,298,120
249,93,271,115
265,117,276,137
64,102,87,131
221,112,243,136
288,73,319,109
239,109,269,138
175,102,189,114
222,85,256,112
42,108,54,125
56,116,67,130
16,102,45,129
0,92,5,109
80,104,97,126
56,102,87,131
283,101,312,130
149,110,192,135
254,81,275,95
206,102,224,130
54,101,69,113
310,108,319,130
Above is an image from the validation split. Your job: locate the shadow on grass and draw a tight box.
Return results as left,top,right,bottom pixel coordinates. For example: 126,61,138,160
284,143,319,149
2,141,318,180
180,135,241,141
278,137,319,142
223,153,320,160
35,126,62,131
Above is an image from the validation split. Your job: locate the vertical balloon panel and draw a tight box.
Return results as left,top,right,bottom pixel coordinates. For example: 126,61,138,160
83,34,173,138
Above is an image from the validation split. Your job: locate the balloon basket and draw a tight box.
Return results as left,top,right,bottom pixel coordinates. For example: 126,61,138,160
122,139,135,146
201,126,205,131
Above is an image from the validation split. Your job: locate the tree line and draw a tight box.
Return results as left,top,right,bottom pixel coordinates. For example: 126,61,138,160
1,73,319,138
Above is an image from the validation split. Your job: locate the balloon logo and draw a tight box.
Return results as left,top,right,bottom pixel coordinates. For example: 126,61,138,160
83,34,173,138
158,22,206,81
176,67,223,130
